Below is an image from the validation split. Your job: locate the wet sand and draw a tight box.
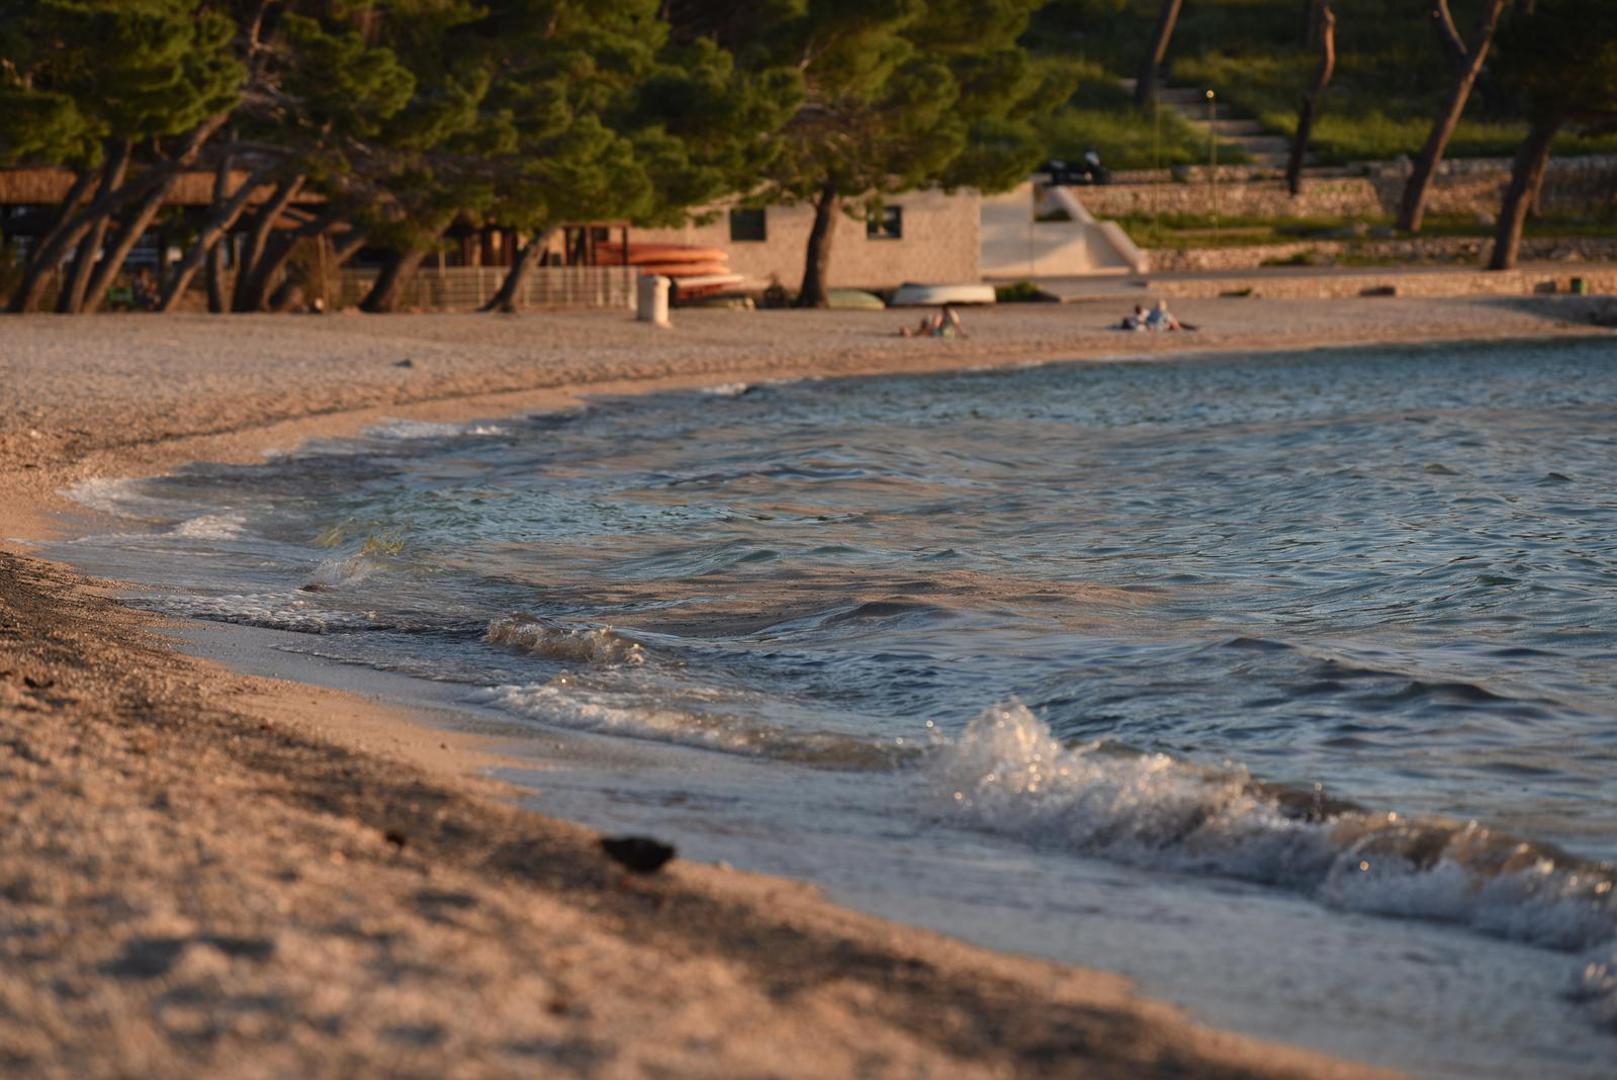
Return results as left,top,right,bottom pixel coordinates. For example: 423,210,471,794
6,297,1601,1076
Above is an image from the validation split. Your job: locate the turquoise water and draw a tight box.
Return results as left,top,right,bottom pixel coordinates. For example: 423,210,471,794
61,337,1617,1076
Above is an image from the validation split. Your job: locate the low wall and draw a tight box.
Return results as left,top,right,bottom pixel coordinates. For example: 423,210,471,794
1081,155,1617,222
1147,236,1617,273
1144,267,1617,301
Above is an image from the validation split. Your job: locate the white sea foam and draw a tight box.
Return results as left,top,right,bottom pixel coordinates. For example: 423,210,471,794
1574,950,1617,1030
171,512,246,540
926,701,1617,952
476,679,760,754
475,674,901,767
485,615,645,666
304,554,378,590
363,419,506,440
66,476,156,518
702,382,751,398
157,592,373,633
67,476,227,532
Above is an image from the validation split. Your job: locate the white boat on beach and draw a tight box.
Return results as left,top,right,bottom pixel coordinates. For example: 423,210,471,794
889,282,998,307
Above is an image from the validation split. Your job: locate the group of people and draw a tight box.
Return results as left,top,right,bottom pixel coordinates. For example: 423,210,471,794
898,305,967,339
1119,300,1195,333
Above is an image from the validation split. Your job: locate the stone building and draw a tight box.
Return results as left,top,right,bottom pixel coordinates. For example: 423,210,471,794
631,187,982,291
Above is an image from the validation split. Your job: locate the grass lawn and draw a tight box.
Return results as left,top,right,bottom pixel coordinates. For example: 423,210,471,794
1029,0,1617,165
1035,58,1250,170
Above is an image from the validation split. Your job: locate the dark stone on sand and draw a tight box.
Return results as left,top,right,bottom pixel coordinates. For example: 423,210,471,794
600,835,676,875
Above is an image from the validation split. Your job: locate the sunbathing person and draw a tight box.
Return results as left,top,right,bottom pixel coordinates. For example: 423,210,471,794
898,306,966,338
1145,299,1197,332
899,312,940,337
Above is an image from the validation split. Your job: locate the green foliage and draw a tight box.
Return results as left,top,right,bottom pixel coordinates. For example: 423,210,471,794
1492,0,1617,126
0,0,241,166
277,14,416,142
668,0,1062,210
460,0,797,237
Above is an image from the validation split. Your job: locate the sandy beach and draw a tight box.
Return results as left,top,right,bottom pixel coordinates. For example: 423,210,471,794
4,296,1606,1077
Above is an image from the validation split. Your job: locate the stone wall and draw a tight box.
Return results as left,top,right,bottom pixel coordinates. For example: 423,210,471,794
1080,155,1617,223
1147,236,1617,273
1146,267,1617,301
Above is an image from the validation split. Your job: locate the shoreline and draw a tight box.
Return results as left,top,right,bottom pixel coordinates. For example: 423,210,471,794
7,300,1598,1076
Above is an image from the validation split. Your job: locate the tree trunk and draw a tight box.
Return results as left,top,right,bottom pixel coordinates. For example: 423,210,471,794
794,182,840,309
27,168,97,263
1398,0,1508,233
479,228,558,313
1286,1,1336,196
330,231,367,267
6,169,97,312
158,167,273,312
81,171,185,313
10,115,224,314
12,165,168,313
1489,116,1560,271
1135,0,1185,108
1428,0,1468,72
243,206,350,313
232,174,305,311
360,246,432,313
56,141,132,313
206,244,229,312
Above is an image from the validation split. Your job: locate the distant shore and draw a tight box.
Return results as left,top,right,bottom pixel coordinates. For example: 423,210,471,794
6,297,1599,1076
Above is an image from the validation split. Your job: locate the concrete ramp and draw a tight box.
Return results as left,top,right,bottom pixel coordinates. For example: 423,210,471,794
980,182,1148,280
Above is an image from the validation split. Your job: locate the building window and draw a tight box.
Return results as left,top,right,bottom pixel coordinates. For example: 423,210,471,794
729,208,767,242
866,205,903,240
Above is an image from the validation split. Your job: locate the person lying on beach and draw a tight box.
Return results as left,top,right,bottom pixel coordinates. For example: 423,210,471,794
1119,304,1148,331
898,305,967,339
899,313,939,337
1144,299,1197,332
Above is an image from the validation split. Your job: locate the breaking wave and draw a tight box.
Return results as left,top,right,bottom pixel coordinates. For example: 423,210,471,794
485,615,646,667
926,702,1617,953
170,513,247,540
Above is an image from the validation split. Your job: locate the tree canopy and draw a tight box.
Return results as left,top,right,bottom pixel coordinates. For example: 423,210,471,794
666,0,1065,305
11,0,1614,310
0,0,828,312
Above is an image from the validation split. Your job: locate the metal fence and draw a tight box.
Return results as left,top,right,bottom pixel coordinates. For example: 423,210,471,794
336,265,637,311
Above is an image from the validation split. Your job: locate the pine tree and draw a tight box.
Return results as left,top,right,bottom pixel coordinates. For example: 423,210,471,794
1487,0,1617,269
670,0,1059,308
476,1,799,312
2,0,241,313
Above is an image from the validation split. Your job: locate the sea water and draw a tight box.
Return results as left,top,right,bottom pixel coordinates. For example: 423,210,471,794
58,338,1617,1077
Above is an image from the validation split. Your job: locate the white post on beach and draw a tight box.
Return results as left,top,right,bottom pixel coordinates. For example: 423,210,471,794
636,273,670,327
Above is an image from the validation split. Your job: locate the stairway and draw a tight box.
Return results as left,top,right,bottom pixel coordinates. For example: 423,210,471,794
1121,81,1307,169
